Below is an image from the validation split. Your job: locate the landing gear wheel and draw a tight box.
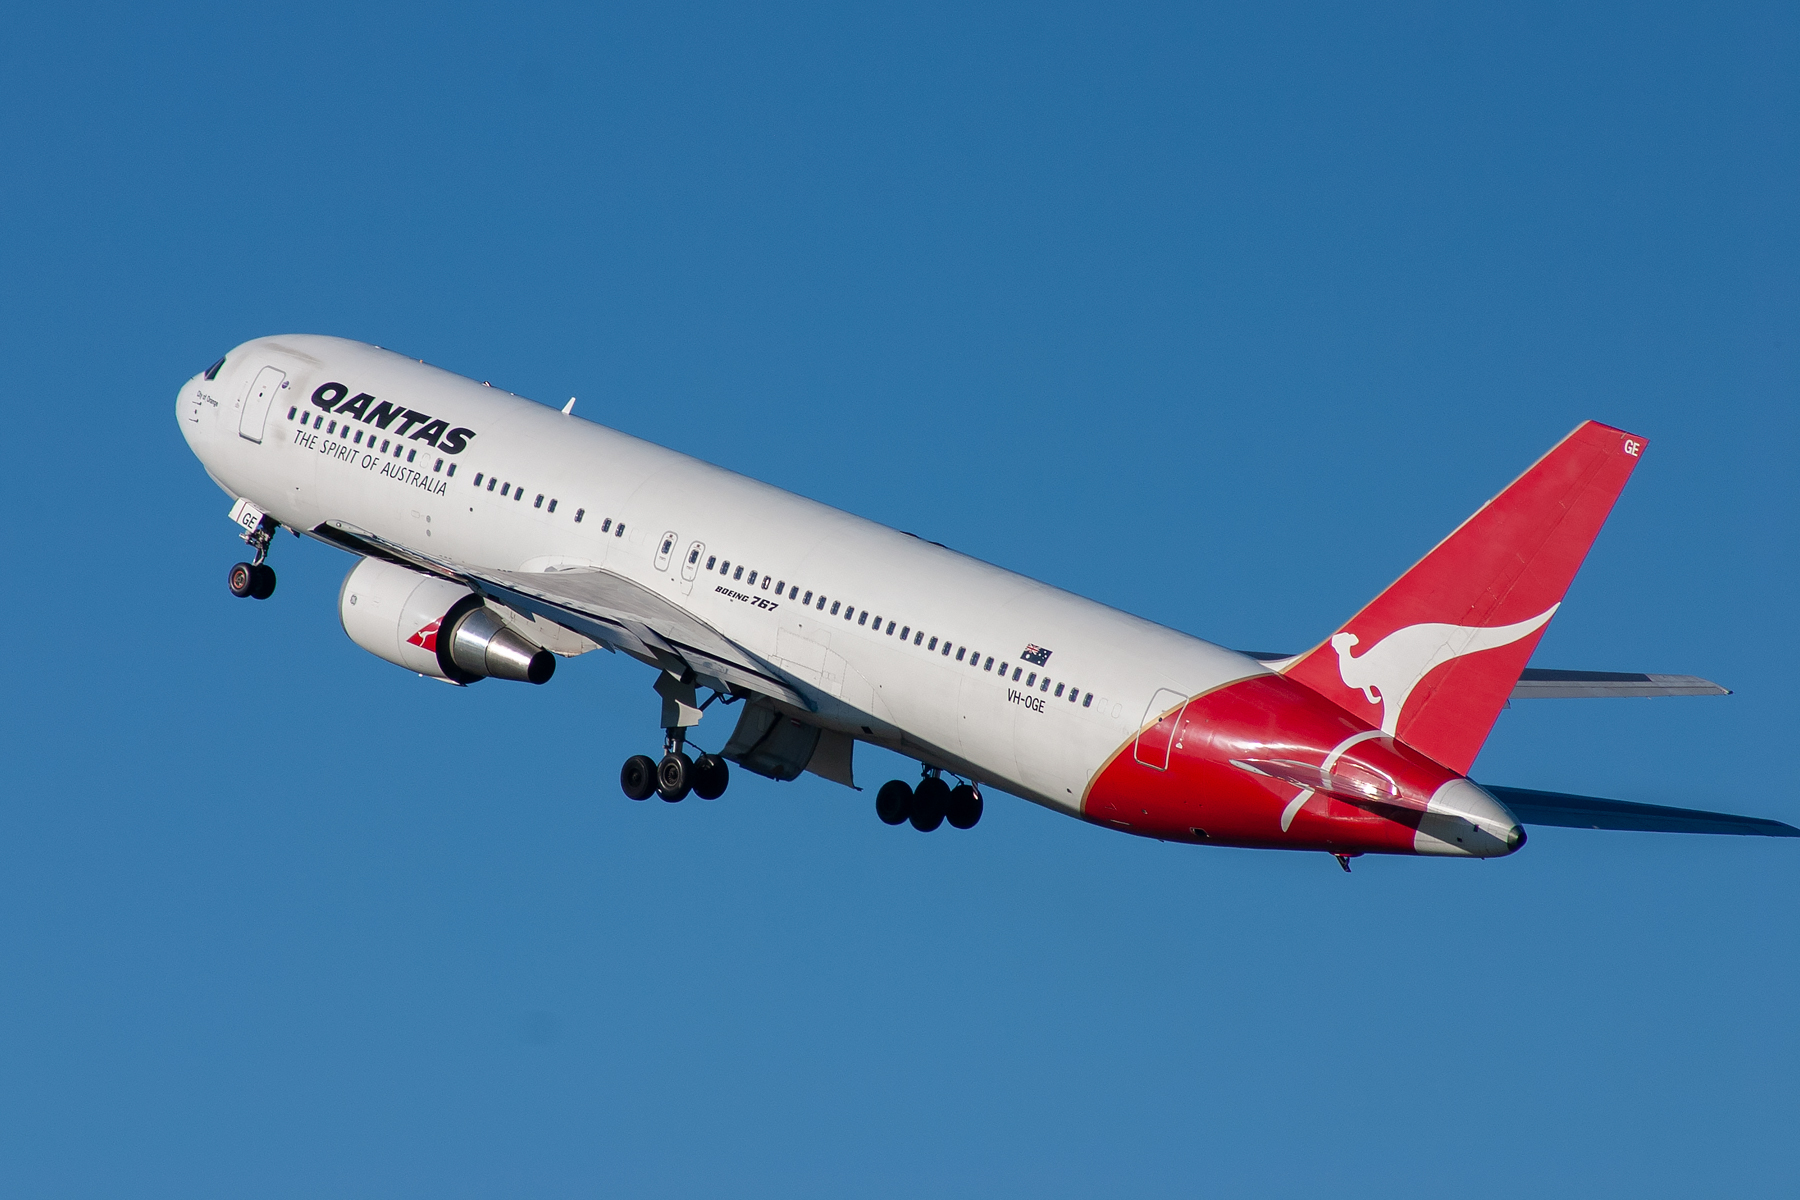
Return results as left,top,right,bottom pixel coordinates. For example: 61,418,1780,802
248,563,277,600
620,755,658,801
875,780,913,826
656,752,694,802
945,784,983,829
227,562,257,598
691,753,729,800
910,776,949,832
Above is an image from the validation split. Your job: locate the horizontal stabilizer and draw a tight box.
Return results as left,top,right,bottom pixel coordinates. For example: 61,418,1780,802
1483,785,1799,837
1509,669,1729,699
1238,654,1729,700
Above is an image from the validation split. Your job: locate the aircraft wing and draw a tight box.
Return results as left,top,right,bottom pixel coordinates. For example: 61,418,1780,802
1239,654,1729,699
1482,785,1799,837
311,521,813,709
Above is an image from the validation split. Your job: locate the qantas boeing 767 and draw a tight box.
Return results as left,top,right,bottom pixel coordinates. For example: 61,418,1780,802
179,335,1796,867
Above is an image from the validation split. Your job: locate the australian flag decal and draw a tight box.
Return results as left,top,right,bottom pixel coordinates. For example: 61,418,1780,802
1020,644,1052,666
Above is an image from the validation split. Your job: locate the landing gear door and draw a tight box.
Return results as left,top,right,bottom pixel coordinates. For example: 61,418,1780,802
238,366,287,444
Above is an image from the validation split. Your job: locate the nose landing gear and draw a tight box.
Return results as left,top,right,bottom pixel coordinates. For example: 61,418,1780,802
227,514,279,600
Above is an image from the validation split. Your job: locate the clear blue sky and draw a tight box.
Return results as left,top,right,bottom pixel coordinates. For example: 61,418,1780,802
2,3,1795,1196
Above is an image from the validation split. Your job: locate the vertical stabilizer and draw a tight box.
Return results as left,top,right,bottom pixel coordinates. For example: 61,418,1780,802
1283,421,1648,774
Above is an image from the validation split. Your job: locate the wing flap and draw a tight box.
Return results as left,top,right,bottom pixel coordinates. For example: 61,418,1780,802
1483,785,1799,837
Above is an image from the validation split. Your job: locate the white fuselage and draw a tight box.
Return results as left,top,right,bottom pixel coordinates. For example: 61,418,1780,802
180,335,1267,816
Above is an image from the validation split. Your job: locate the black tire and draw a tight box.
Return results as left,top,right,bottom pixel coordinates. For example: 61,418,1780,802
227,562,257,598
946,784,983,829
875,779,913,826
620,755,658,801
910,776,949,832
249,564,277,600
657,752,694,802
691,753,729,800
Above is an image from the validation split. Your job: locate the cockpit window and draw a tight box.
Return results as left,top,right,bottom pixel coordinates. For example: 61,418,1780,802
203,356,226,381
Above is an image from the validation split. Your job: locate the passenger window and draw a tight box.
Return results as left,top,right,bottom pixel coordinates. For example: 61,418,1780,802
942,642,952,656
688,548,700,565
844,607,855,621
955,647,965,661
734,566,744,580
536,494,545,508
984,656,993,670
900,626,910,640
858,612,868,625
886,621,895,635
914,631,924,645
475,473,484,486
1026,673,1036,687
761,576,771,590
928,637,937,651
286,406,296,420
830,601,841,615
408,450,417,463
353,430,362,444
720,561,730,575
501,484,510,497
747,571,757,585
1040,677,1049,691
817,595,827,610
601,518,612,532
1083,693,1093,707
487,478,497,492
446,464,456,477
574,509,584,522
547,499,556,512
998,662,1008,676
1014,668,1024,682
434,458,443,472
615,523,625,537
515,488,523,501
327,421,337,435
663,538,674,555
802,591,812,605
1068,687,1079,702
706,556,716,570
1054,683,1064,697
775,582,785,595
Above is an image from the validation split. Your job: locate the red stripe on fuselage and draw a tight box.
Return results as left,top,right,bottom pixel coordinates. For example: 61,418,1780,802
1081,674,1468,855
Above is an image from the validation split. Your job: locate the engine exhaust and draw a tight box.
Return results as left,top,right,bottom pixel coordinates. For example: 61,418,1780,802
446,605,555,684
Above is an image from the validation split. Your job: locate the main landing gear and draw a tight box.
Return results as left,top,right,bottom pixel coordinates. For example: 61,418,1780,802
620,670,730,803
876,768,982,832
228,514,279,600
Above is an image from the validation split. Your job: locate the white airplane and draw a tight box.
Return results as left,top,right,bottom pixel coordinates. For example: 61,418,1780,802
179,335,1796,868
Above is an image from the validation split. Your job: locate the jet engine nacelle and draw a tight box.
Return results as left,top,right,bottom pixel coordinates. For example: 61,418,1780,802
339,557,554,685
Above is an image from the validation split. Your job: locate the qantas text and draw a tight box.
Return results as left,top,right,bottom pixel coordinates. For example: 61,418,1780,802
309,381,475,455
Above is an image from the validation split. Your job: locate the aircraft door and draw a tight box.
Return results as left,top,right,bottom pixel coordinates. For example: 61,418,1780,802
1134,688,1188,770
238,366,287,444
655,531,678,573
679,541,705,594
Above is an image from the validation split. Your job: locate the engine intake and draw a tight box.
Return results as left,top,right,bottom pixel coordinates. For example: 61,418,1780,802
339,557,554,685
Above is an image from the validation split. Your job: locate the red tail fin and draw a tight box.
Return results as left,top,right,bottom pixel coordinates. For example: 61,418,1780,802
1283,421,1648,774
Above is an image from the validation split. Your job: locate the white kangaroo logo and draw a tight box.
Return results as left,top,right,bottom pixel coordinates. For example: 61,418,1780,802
1330,604,1558,735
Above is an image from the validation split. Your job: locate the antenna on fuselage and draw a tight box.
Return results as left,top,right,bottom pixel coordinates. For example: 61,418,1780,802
562,397,576,414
